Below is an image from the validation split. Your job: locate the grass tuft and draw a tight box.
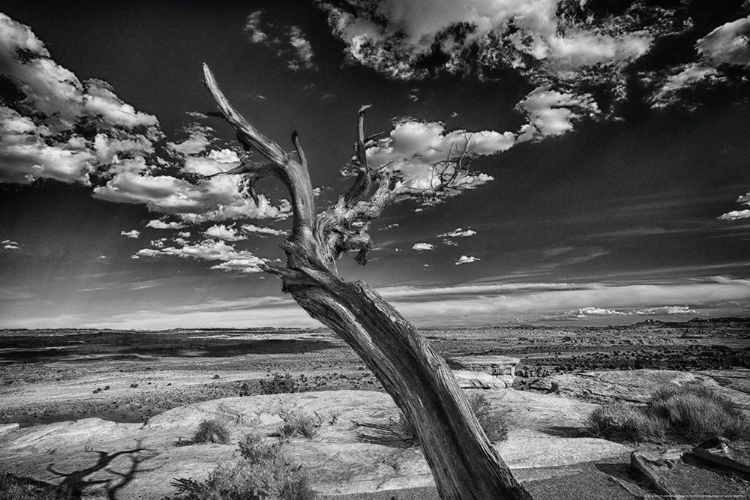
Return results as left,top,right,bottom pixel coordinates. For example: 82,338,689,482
587,383,750,444
587,403,667,442
275,409,320,440
469,393,510,443
260,373,298,395
192,418,231,445
0,473,72,500
648,384,750,442
168,432,316,500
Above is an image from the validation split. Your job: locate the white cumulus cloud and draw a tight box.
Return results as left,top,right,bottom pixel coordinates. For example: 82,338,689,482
146,219,186,230
121,229,140,239
438,228,476,238
455,255,480,265
136,239,267,273
412,242,435,252
204,224,246,241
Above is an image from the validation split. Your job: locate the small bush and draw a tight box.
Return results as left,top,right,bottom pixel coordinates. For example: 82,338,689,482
649,384,750,442
469,394,510,443
169,432,316,500
587,404,667,442
192,418,231,445
260,373,298,395
587,383,750,444
276,409,319,440
0,473,72,500
238,432,279,462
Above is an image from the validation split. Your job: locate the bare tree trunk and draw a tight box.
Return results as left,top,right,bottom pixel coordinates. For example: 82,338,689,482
282,267,532,500
201,64,532,500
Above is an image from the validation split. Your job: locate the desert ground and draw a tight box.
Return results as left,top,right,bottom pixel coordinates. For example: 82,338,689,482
0,318,748,499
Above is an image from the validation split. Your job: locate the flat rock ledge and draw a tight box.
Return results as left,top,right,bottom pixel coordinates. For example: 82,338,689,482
529,369,750,413
447,356,520,388
0,389,629,499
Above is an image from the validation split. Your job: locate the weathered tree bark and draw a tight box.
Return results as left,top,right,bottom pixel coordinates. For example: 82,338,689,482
201,64,532,500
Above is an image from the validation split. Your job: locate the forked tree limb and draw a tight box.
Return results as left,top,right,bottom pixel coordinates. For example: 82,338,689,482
203,64,324,270
201,63,532,500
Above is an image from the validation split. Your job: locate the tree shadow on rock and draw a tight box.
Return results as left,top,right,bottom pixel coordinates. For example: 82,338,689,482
46,441,158,500
540,425,585,438
354,415,419,449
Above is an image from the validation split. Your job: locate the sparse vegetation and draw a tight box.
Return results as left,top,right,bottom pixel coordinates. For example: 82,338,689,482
275,409,320,440
0,473,72,500
649,384,750,442
238,432,279,462
260,373,298,395
168,432,316,500
192,418,231,445
587,383,750,443
587,403,668,442
469,393,510,443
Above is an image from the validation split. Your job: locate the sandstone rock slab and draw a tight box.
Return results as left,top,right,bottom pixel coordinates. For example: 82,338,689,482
447,355,520,377
452,370,510,389
0,389,630,499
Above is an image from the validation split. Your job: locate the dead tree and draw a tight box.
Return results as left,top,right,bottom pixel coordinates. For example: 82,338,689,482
201,64,532,500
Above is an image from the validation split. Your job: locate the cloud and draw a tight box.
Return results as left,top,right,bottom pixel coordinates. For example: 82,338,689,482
92,157,291,223
719,190,750,221
0,14,162,184
438,228,476,238
517,88,599,142
0,14,160,185
697,16,750,66
564,307,628,318
136,238,267,273
412,242,435,252
635,306,698,315
241,224,288,237
177,231,191,238
373,277,750,326
244,11,269,44
552,304,700,320
204,224,246,241
455,255,480,265
718,209,750,221
121,229,140,239
146,219,186,230
287,26,316,70
650,64,721,109
366,119,510,191
317,0,652,80
166,124,214,156
0,15,291,226
244,11,316,71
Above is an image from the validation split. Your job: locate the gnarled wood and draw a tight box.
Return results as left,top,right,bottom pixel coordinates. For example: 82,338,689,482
201,63,531,500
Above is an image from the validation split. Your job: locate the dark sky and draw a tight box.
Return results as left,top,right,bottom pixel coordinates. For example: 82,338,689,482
1,0,749,328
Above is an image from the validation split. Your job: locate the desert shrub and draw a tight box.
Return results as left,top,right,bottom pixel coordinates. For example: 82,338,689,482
260,373,297,395
0,473,72,500
648,383,750,442
587,383,750,443
238,432,279,462
169,432,316,500
587,403,667,442
192,418,231,445
469,394,509,443
275,409,320,440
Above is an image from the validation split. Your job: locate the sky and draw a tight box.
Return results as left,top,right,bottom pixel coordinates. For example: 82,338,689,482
1,0,749,330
